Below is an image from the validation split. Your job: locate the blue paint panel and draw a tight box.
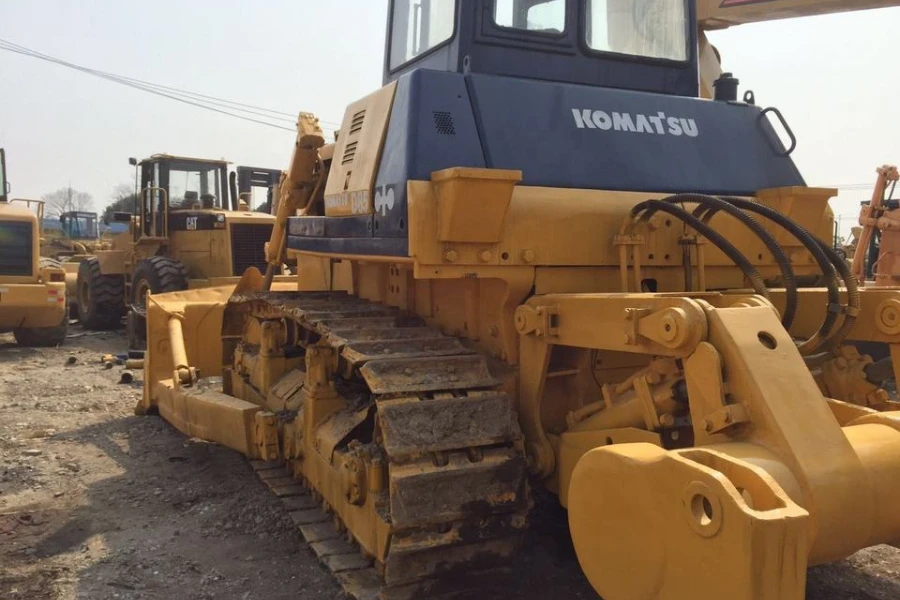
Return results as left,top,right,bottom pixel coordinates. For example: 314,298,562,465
326,215,372,237
373,70,487,237
288,216,325,237
287,235,408,257
290,67,807,258
466,73,804,195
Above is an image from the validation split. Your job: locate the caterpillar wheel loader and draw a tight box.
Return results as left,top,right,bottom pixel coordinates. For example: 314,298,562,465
42,210,108,259
73,153,291,347
138,1,900,598
41,210,111,315
0,149,68,347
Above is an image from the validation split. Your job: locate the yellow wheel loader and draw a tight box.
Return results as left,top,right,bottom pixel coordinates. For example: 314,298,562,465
138,1,900,599
0,149,67,347
73,153,290,346
42,210,107,259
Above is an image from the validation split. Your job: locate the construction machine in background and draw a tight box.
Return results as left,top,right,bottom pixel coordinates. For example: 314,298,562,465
42,210,108,259
0,148,68,347
138,1,900,599
234,166,281,214
73,153,290,347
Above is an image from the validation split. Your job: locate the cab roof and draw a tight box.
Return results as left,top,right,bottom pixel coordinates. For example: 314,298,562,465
0,201,38,220
143,154,230,166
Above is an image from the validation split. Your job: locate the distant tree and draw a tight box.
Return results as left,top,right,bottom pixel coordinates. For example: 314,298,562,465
43,186,93,217
103,183,139,224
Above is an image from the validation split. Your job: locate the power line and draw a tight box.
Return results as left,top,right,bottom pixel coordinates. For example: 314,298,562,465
0,38,343,132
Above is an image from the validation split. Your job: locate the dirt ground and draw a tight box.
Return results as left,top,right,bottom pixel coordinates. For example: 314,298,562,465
1,327,899,600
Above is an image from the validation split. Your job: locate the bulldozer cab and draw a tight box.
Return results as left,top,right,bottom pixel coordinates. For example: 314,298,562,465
385,0,698,96
134,154,229,241
59,211,98,240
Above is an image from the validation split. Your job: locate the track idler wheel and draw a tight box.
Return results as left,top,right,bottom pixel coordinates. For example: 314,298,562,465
567,443,810,600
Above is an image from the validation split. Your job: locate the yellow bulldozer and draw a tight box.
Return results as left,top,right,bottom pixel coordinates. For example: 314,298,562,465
0,148,68,347
73,153,289,346
137,1,900,599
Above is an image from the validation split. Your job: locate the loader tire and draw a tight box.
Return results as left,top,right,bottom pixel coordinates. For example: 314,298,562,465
128,257,188,349
77,258,125,329
14,306,68,347
131,257,189,308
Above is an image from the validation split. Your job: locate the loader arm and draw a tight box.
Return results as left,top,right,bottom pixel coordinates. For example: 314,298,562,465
699,0,900,29
262,113,325,290
699,0,900,97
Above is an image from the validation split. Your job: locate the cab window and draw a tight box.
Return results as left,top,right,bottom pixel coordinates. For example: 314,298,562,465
493,0,566,34
168,163,224,209
585,0,688,61
390,0,456,70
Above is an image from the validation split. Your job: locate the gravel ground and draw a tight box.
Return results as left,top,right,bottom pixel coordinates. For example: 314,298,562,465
1,327,899,599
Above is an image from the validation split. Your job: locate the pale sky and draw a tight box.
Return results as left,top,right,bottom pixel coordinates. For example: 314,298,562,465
2,1,899,237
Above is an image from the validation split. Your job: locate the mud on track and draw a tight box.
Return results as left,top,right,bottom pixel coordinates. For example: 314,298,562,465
1,327,898,599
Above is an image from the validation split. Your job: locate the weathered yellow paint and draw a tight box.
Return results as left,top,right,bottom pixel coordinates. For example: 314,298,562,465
0,187,68,341
324,83,397,217
139,87,900,597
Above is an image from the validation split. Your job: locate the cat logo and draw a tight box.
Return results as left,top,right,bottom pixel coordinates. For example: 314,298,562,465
186,216,198,231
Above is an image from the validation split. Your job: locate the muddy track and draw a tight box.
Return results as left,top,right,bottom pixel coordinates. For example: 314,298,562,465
1,327,899,599
226,291,531,598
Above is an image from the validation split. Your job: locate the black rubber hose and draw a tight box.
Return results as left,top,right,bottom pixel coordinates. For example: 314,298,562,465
665,193,798,329
816,237,860,351
630,200,771,300
720,197,857,353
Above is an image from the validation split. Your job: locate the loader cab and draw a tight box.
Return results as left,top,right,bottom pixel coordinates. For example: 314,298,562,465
235,166,281,213
59,211,99,240
385,0,699,96
134,154,230,240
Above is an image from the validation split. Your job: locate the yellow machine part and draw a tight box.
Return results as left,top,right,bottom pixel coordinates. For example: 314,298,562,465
135,83,900,598
0,280,67,329
0,201,68,336
565,303,900,600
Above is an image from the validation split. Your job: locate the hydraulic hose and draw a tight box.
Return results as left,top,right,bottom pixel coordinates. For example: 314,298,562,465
720,197,858,354
665,193,798,329
630,200,771,300
817,238,861,351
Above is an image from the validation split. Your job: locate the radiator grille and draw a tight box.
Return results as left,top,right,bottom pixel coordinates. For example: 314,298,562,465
0,221,33,276
433,111,456,135
230,223,274,276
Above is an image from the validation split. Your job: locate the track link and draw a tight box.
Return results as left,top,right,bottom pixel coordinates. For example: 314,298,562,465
228,291,529,599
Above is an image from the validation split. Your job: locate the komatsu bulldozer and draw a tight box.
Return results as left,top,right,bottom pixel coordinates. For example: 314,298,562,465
73,153,290,346
138,1,900,598
0,149,68,347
